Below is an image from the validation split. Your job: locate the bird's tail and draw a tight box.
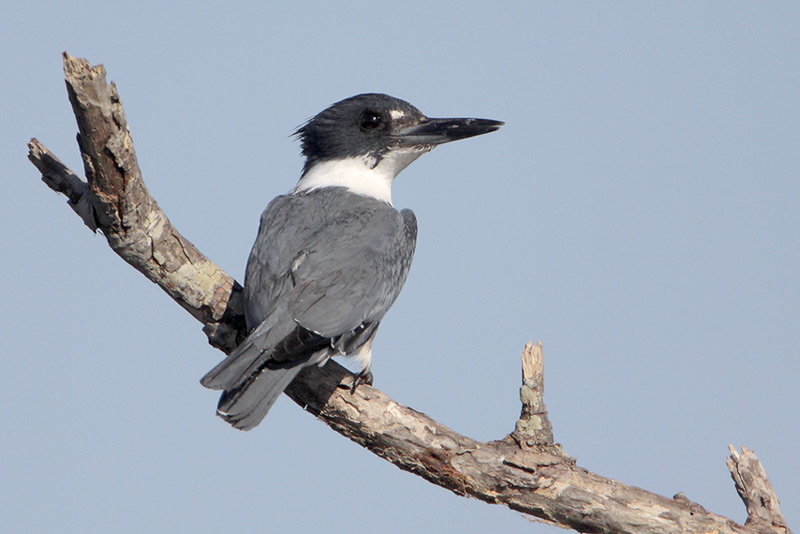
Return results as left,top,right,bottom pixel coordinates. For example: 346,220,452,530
201,337,329,430
200,315,333,430
212,365,304,431
201,343,302,431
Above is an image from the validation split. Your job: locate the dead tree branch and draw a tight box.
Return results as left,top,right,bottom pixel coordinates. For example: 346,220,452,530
29,53,792,534
727,445,791,534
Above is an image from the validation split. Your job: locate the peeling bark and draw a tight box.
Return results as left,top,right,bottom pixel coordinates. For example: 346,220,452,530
28,53,792,534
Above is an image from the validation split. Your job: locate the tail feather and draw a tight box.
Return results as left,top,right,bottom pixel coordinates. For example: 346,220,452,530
201,313,336,430
217,365,305,430
202,342,332,431
200,338,263,391
200,312,288,391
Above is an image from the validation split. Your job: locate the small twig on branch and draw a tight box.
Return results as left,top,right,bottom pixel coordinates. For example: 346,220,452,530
28,53,793,534
727,445,791,534
511,340,562,454
28,139,98,231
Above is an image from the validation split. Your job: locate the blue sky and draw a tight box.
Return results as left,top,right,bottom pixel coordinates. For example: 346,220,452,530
3,2,798,532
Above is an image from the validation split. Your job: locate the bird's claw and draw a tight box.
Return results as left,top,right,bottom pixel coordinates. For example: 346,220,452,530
350,369,374,394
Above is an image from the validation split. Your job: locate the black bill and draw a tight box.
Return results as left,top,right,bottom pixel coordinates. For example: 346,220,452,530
394,117,504,147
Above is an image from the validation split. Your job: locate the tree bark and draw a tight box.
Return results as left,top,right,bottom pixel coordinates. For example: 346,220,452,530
28,53,792,534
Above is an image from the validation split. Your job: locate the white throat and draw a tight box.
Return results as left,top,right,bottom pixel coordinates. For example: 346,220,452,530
293,149,427,205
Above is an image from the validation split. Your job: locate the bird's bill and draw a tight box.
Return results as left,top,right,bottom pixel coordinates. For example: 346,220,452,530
393,117,504,147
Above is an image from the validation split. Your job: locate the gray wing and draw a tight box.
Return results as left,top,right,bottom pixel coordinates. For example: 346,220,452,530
289,203,417,338
200,189,417,429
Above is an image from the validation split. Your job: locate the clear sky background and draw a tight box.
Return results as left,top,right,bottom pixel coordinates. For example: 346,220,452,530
3,2,798,533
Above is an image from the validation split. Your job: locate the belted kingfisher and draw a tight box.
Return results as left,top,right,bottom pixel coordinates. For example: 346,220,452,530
201,93,503,430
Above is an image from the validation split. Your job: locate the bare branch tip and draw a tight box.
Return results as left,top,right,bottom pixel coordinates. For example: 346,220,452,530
28,138,42,158
511,338,558,450
520,339,544,384
62,52,104,83
726,445,791,533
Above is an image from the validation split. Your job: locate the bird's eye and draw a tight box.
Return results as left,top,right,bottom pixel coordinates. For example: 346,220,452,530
359,111,383,130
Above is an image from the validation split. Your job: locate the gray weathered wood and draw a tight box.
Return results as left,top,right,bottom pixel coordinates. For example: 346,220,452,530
28,53,792,534
728,445,791,534
511,341,561,451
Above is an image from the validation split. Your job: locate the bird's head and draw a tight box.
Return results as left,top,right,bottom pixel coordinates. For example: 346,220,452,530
294,93,503,204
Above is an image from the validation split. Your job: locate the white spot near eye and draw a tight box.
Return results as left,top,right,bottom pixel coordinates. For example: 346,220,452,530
390,109,405,120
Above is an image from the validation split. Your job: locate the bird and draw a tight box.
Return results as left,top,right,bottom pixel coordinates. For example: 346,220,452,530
200,93,503,430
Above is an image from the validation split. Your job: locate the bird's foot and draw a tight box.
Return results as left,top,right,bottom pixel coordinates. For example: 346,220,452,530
350,369,374,394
